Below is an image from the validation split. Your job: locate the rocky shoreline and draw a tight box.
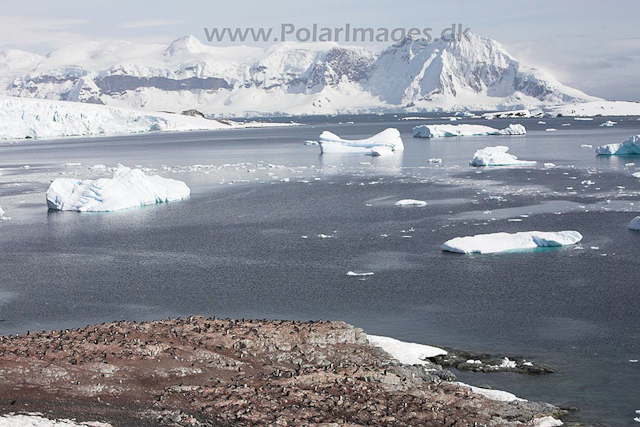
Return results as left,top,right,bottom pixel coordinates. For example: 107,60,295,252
0,317,568,426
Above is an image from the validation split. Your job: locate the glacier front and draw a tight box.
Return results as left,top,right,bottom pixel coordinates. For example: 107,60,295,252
470,146,537,167
318,128,404,154
596,135,640,155
46,165,190,212
442,231,583,254
412,124,526,138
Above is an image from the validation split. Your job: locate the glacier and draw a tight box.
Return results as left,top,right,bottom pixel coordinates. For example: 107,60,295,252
46,165,190,212
629,217,640,231
318,128,403,154
470,146,537,167
0,34,599,116
596,135,640,155
412,123,526,138
442,231,583,254
367,335,447,365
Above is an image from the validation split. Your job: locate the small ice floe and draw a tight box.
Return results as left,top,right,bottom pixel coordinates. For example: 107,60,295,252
581,144,593,148
596,135,640,155
544,163,557,168
0,206,9,221
629,216,640,230
427,158,443,164
600,120,617,127
317,234,334,239
346,271,374,277
575,117,594,121
546,128,558,132
367,335,447,365
470,146,536,167
46,164,190,212
395,199,427,207
412,123,525,138
318,128,403,154
22,165,31,169
442,231,583,254
537,121,546,124
64,162,81,166
561,123,571,126
455,382,526,403
303,140,319,146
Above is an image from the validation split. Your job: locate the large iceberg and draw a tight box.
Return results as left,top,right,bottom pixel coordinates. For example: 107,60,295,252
412,123,526,138
442,231,583,254
629,216,640,231
367,335,447,365
46,165,190,212
596,135,640,155
470,146,537,167
318,128,404,154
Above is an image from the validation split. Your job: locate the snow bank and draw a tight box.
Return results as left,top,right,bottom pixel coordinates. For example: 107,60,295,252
470,146,536,167
629,216,640,231
0,413,111,427
367,335,447,365
532,417,564,427
0,96,230,140
395,199,427,207
412,124,525,138
442,231,583,254
46,165,190,212
455,382,526,403
596,135,640,155
319,128,404,154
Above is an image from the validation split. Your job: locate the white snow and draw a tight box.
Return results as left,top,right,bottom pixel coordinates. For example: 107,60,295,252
319,128,403,154
412,124,525,138
0,413,111,427
46,164,190,212
596,135,640,155
546,101,640,117
367,335,447,365
442,231,583,254
0,96,234,140
532,416,564,427
629,216,640,231
470,146,536,167
395,199,427,207
455,382,526,403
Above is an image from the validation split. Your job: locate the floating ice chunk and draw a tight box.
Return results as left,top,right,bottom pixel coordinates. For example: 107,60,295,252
629,216,640,231
395,199,427,207
303,140,319,146
455,382,526,403
367,335,447,365
470,146,536,167
442,231,583,254
544,163,557,168
596,135,640,155
319,128,403,154
546,128,558,132
64,162,81,166
600,120,617,127
347,271,374,277
574,117,593,121
633,172,640,179
580,144,593,148
412,124,525,138
537,121,546,124
46,165,190,212
0,206,9,221
427,158,443,164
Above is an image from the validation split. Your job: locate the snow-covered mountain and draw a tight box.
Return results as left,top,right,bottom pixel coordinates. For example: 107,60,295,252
0,34,599,116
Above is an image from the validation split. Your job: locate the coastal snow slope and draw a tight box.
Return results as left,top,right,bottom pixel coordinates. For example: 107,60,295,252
0,34,599,116
46,165,190,212
0,96,230,140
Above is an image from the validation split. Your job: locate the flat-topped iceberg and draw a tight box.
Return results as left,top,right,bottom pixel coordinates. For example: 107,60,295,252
442,231,583,254
470,146,537,167
629,216,640,231
367,335,447,365
412,123,525,138
395,199,427,207
46,165,190,212
319,128,404,154
596,135,640,155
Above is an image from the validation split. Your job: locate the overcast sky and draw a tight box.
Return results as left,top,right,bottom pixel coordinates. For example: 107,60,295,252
1,0,639,101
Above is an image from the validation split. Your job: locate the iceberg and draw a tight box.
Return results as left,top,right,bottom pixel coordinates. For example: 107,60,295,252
596,135,640,155
470,146,537,167
46,165,190,212
442,231,583,254
600,120,617,127
318,128,404,154
395,199,427,207
629,216,640,231
412,123,525,138
367,335,447,365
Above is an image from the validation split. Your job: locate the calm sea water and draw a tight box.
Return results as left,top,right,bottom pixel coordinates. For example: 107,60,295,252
0,114,639,425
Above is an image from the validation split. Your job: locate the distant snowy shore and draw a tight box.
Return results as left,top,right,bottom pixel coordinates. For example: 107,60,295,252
0,96,295,141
